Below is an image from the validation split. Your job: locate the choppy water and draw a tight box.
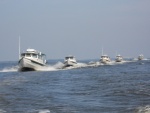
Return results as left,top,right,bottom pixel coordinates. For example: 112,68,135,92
0,59,150,113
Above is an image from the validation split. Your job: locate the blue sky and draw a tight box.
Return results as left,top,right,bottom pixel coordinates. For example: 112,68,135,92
0,0,150,61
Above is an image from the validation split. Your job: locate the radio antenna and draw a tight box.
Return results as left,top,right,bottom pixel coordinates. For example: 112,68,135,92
19,36,21,59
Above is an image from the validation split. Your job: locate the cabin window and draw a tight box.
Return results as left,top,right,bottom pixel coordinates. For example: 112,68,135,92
26,53,31,57
42,55,45,59
42,55,46,60
66,57,72,60
38,55,42,59
21,53,25,57
32,54,37,58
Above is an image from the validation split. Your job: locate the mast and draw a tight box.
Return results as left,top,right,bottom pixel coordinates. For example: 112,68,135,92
101,46,103,55
19,36,20,59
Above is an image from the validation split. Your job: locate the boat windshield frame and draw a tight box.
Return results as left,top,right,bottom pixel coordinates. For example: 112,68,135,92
21,52,46,60
101,55,109,58
65,56,75,60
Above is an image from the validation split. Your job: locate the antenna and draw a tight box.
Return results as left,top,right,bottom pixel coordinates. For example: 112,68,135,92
19,36,20,59
101,45,103,55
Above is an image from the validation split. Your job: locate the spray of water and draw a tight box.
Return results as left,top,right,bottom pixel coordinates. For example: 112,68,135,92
0,59,142,73
26,109,50,113
136,105,150,113
0,66,18,72
36,65,57,71
0,109,6,113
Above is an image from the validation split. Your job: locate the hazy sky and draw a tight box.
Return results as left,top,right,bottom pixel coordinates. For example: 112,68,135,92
0,0,150,61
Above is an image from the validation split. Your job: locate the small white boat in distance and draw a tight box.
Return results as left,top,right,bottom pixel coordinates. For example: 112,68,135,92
138,54,144,60
115,54,123,62
64,55,77,67
100,55,111,64
18,49,47,71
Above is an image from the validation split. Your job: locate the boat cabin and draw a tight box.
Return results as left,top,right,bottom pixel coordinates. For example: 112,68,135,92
21,49,46,60
116,55,122,58
138,54,144,60
65,56,75,60
101,55,109,59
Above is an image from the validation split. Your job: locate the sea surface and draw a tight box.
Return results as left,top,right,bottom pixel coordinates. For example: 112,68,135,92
0,59,150,113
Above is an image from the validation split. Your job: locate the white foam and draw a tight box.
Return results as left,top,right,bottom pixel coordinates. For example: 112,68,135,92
37,65,57,71
75,62,88,67
0,109,6,113
53,62,65,69
133,58,149,61
88,61,102,67
38,109,50,113
136,105,150,113
0,59,140,73
63,61,104,69
143,58,150,61
0,66,18,72
37,62,66,71
27,109,50,113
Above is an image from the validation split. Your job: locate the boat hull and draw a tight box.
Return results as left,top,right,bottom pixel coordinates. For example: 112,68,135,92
18,58,45,71
100,59,111,64
115,58,123,62
138,57,143,60
138,55,144,60
64,60,77,67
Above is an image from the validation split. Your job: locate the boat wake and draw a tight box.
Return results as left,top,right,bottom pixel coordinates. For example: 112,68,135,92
133,58,150,61
36,65,58,71
27,109,50,113
0,109,51,113
0,109,6,113
136,105,150,113
0,59,140,73
0,66,18,72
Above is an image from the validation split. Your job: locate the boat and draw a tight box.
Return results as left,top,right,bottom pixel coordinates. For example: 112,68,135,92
64,55,77,67
138,54,144,60
18,49,47,71
115,54,123,62
100,55,111,64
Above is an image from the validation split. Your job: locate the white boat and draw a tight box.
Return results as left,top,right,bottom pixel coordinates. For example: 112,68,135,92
100,55,111,64
64,55,77,67
138,54,144,60
18,49,47,71
115,54,123,62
